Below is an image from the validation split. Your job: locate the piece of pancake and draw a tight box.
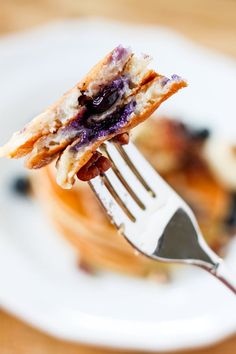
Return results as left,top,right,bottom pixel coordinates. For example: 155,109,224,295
0,45,187,188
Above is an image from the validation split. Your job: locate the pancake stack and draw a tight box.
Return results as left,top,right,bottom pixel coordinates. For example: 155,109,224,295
31,117,236,278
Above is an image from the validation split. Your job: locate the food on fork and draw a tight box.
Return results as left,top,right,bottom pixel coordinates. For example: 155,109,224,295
77,151,112,181
77,132,130,181
31,117,236,278
0,45,186,188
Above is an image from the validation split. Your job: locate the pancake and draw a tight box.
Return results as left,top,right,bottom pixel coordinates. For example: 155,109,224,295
0,45,186,188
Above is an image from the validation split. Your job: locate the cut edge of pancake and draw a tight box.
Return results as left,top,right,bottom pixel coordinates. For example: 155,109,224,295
56,77,187,189
0,45,132,159
24,54,156,169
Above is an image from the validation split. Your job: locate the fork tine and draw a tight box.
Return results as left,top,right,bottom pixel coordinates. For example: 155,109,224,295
91,143,236,295
88,176,134,230
102,168,143,220
121,142,173,200
101,143,146,210
101,142,155,206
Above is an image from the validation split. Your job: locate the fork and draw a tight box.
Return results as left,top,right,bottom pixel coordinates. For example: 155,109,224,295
89,141,236,294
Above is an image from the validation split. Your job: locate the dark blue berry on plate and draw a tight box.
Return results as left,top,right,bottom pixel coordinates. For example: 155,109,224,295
190,128,210,140
225,193,236,228
11,176,31,196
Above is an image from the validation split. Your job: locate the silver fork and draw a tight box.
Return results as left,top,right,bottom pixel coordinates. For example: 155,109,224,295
89,141,236,294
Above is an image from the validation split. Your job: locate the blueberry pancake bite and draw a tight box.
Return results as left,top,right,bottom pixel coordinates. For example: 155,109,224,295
0,45,186,189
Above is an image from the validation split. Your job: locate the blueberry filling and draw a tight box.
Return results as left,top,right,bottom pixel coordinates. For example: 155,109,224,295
88,87,119,114
91,100,136,134
79,77,127,115
64,76,135,152
111,45,130,62
71,100,136,152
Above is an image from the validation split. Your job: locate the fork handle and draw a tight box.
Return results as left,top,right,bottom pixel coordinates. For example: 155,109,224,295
201,261,236,295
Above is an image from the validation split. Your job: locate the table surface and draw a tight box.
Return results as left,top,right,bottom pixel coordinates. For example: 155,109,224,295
0,1,236,353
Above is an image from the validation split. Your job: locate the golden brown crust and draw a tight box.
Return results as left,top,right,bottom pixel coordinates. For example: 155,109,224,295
25,138,68,169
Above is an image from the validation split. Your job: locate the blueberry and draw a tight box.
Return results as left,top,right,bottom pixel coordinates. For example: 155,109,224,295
89,87,120,114
189,128,210,140
78,78,125,115
11,176,31,196
71,101,136,152
78,87,119,116
225,193,236,228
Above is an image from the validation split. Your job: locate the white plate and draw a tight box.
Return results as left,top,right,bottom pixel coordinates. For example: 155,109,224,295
0,20,236,352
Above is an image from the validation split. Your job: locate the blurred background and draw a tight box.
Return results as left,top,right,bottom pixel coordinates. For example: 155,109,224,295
0,1,236,354
1,0,236,56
